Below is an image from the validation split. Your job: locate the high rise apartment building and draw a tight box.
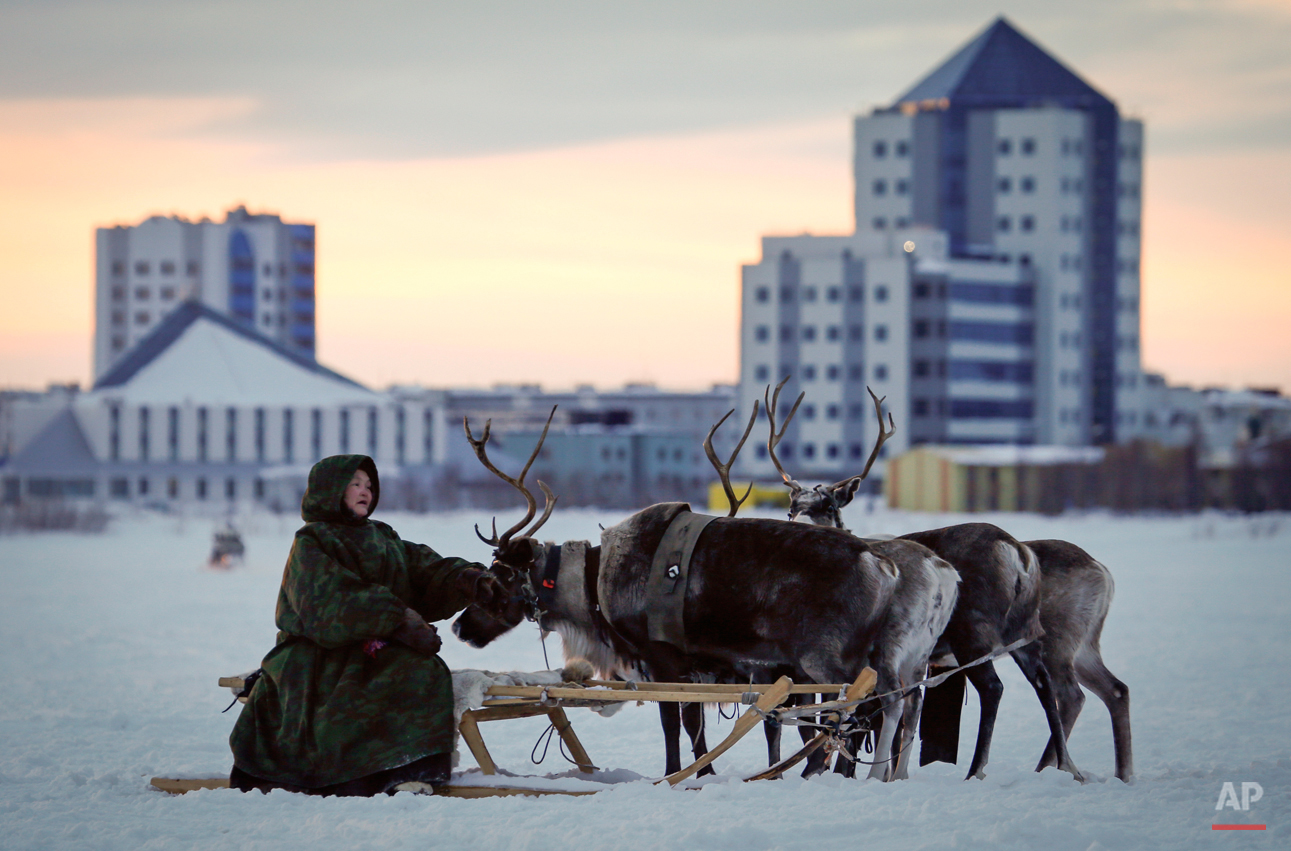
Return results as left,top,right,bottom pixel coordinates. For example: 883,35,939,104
738,18,1146,481
93,206,316,380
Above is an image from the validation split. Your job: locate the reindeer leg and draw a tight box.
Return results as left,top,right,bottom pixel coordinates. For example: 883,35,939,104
1036,658,1084,772
962,661,1004,780
893,687,923,780
866,667,902,781
1075,650,1133,782
1011,644,1084,782
681,701,715,777
659,702,683,776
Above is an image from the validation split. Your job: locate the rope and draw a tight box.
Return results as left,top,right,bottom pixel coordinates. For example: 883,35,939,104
529,722,582,769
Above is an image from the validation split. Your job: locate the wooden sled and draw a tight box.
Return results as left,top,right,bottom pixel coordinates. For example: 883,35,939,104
151,669,875,798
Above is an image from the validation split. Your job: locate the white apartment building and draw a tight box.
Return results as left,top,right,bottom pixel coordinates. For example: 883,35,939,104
94,206,316,381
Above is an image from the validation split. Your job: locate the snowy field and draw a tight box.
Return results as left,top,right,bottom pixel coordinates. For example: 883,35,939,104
2,502,1289,850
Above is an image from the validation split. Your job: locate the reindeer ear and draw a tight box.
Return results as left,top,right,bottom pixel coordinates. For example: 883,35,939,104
833,477,863,508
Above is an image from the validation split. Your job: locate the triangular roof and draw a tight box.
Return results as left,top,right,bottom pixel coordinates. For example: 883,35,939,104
8,408,100,475
895,16,1112,110
92,301,375,405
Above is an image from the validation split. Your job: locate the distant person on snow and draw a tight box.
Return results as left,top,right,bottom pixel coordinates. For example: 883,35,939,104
228,454,506,796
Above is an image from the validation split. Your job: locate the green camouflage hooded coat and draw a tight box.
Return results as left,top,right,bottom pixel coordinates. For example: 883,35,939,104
229,454,485,788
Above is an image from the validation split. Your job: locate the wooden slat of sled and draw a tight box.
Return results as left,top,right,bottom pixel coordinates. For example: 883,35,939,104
150,777,596,798
659,675,794,787
584,680,848,695
483,685,791,704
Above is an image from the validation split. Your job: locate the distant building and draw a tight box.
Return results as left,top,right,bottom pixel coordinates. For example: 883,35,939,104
94,206,316,381
738,16,1149,484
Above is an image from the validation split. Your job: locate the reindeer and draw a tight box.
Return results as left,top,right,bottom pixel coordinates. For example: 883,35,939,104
764,378,1127,781
451,406,906,777
760,382,958,781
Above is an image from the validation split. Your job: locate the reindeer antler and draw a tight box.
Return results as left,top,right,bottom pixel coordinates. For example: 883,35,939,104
856,386,896,481
464,406,558,548
703,401,760,517
765,376,805,491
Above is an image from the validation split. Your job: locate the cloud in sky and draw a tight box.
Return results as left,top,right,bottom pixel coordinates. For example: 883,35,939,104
0,0,1288,391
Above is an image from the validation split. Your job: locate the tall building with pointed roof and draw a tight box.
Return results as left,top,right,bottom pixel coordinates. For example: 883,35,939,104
853,16,1143,445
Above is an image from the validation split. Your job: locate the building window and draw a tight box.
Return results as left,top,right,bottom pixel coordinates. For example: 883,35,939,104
187,261,200,275
872,179,887,196
826,325,840,342
997,138,1012,155
422,407,434,462
913,399,929,416
895,140,909,156
339,409,350,454
803,443,816,459
197,407,208,462
312,408,323,460
1020,215,1035,232
802,286,817,302
755,325,769,343
913,320,929,338
160,261,175,275
827,365,840,380
875,324,888,342
895,179,909,195
138,406,150,462
779,285,794,302
997,216,1012,232
872,140,887,158
997,177,1012,193
755,286,769,303
803,365,817,381
110,285,125,301
914,360,929,377
874,285,888,302
801,326,817,342
848,365,864,381
226,408,237,461
368,407,378,456
849,285,863,302
160,286,175,300
138,477,149,497
168,478,179,499
872,217,888,230
754,365,770,382
134,261,150,275
168,406,179,461
283,408,294,463
395,407,406,465
1021,138,1036,155
226,478,236,500
255,478,265,499
255,407,266,462
875,364,888,380
197,477,207,500
849,325,863,342
826,286,841,302
111,261,126,276
109,404,121,461
780,325,794,342
1020,176,1035,193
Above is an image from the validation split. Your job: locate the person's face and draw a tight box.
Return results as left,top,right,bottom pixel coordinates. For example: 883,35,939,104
343,468,373,517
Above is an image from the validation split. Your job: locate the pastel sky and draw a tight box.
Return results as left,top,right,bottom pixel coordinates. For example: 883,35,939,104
1,0,1288,392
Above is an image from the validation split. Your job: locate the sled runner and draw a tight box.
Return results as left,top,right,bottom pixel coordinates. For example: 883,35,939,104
150,669,876,797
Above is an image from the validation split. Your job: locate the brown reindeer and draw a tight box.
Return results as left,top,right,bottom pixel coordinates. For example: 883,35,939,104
763,378,1105,781
451,405,906,777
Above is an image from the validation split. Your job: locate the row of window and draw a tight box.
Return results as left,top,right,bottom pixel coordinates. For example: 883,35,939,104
111,260,199,277
755,441,881,462
107,405,430,466
997,176,1036,194
110,475,265,501
754,324,886,344
751,363,889,383
109,285,179,302
871,179,910,196
753,284,889,304
871,217,912,230
871,140,910,158
998,138,1038,156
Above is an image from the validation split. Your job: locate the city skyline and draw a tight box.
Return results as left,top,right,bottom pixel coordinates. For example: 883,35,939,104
1,1,1288,393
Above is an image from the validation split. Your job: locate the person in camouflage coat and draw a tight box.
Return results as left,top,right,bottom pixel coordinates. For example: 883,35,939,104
229,454,504,796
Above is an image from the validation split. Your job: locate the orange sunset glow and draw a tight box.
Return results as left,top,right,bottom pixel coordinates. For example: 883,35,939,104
1,3,1288,394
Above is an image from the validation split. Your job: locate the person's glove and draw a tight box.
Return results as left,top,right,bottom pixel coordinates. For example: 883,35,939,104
391,607,442,656
455,568,507,613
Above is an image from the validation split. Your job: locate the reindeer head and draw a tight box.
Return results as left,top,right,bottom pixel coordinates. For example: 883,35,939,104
764,377,895,531
452,408,560,646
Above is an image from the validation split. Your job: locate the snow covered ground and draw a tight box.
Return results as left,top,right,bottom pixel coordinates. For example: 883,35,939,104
2,503,1289,850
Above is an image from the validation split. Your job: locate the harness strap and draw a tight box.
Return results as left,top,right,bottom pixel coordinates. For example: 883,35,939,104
646,511,718,652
